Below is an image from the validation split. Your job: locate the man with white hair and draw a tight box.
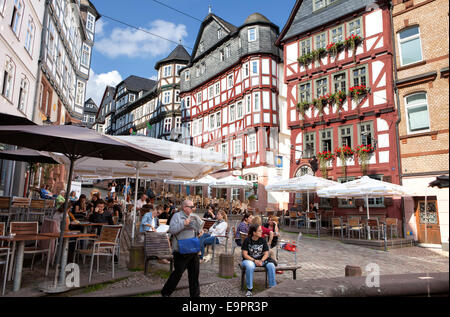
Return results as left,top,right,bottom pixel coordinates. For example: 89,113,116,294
161,199,203,297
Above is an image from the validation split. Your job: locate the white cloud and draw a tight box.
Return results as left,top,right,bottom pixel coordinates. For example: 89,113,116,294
95,19,106,36
86,69,123,106
95,19,188,59
149,75,157,81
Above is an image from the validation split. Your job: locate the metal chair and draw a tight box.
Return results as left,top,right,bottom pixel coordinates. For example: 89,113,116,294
0,197,15,230
385,218,399,240
0,222,10,295
27,199,46,223
72,225,122,282
347,217,365,239
331,217,347,240
367,218,382,240
288,211,299,228
11,197,31,221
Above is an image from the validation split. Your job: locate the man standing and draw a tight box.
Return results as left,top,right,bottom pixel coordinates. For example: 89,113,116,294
161,200,203,297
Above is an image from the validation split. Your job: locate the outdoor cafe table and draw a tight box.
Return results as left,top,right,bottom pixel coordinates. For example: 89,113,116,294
40,231,97,283
70,222,107,248
0,234,57,292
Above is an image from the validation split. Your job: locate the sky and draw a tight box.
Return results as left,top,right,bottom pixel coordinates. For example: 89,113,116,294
86,0,296,106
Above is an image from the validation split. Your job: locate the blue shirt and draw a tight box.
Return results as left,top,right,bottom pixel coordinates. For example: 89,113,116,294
140,212,158,233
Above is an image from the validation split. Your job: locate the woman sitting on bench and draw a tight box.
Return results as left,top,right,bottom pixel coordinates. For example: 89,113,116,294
241,224,277,297
198,210,228,263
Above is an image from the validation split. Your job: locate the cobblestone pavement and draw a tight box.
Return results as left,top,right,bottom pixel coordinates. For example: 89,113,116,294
103,230,448,297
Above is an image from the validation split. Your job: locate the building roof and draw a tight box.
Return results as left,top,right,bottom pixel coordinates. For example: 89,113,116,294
118,75,157,93
243,12,272,25
276,0,379,45
155,45,191,70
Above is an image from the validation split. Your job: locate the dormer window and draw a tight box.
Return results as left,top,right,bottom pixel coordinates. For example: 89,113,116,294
185,70,190,81
217,28,223,39
248,27,257,42
199,41,204,53
313,0,338,12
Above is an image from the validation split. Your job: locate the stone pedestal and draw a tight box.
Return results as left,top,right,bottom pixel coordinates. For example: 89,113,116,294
219,253,234,277
345,265,362,277
127,245,145,270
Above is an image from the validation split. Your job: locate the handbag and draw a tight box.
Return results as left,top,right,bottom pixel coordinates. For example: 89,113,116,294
175,229,201,254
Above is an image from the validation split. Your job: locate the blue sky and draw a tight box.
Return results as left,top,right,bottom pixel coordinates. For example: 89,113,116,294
86,0,296,105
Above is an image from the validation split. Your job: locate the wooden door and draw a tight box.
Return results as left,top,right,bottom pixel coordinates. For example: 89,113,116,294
415,199,441,244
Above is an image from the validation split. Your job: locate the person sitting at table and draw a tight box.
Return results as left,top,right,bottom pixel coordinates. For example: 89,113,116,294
40,185,55,199
72,194,87,218
110,191,119,203
203,205,217,220
139,206,160,234
86,193,100,216
52,204,71,233
235,213,253,247
199,210,228,263
69,191,78,202
241,224,277,297
263,216,279,249
55,190,66,209
136,193,147,210
89,200,114,226
157,205,169,219
309,202,318,213
166,204,178,226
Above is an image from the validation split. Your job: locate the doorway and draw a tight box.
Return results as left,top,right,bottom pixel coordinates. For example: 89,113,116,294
414,198,441,244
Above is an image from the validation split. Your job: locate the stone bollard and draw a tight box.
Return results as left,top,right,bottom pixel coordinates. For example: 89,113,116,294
219,253,234,277
128,245,145,270
345,265,362,277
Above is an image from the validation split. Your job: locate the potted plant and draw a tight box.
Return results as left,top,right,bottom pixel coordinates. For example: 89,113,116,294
317,150,335,179
344,34,363,61
334,145,354,179
298,53,313,67
332,90,347,112
297,100,311,118
349,85,369,103
354,144,374,175
326,41,345,56
313,95,329,115
311,47,327,62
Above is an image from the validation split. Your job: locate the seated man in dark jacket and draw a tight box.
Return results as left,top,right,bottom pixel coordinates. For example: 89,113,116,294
89,200,115,226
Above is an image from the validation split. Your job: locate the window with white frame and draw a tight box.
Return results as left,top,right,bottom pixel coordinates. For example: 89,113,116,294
248,27,257,42
221,143,228,157
48,22,55,58
86,12,95,32
199,118,203,134
175,117,181,130
304,132,316,158
209,114,215,130
201,63,206,75
25,18,35,54
315,32,327,50
17,78,27,112
253,62,263,79
220,49,225,61
352,65,368,87
75,81,85,105
237,101,244,119
298,82,311,103
253,92,260,111
331,25,344,43
193,120,198,136
248,133,257,153
216,111,221,128
164,65,172,78
217,28,223,39
229,104,236,122
208,86,214,99
227,74,233,88
185,70,190,81
313,0,338,11
234,139,242,156
300,38,311,56
225,44,231,59
175,90,180,103
405,92,430,133
347,18,362,37
176,65,183,76
195,66,200,77
246,94,251,113
398,26,423,66
243,63,249,78
163,91,171,104
11,0,23,35
163,117,172,133
197,92,202,103
215,82,220,96
129,94,135,102
2,59,14,100
81,44,91,67
315,77,328,98
186,96,190,108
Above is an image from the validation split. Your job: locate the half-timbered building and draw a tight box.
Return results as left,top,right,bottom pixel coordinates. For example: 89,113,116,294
276,0,402,222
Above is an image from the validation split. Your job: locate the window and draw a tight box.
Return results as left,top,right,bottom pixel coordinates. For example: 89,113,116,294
0,0,5,14
352,65,367,87
215,82,220,96
89,116,94,123
193,120,198,136
253,92,260,111
234,139,242,156
186,97,191,108
175,90,180,103
315,32,327,50
11,0,23,35
367,175,384,207
209,114,215,130
298,82,311,102
208,86,214,99
251,60,259,75
163,91,171,104
331,25,344,43
300,38,311,56
176,65,182,76
199,118,203,134
338,177,356,208
2,60,14,100
248,133,257,153
405,93,430,133
185,70,190,81
232,188,240,200
229,104,236,122
175,117,181,130
199,42,204,53
81,44,90,67
25,18,35,53
246,95,251,113
221,143,228,157
83,114,88,122
163,118,172,133
339,125,353,148
347,18,362,37
227,74,233,88
216,111,221,128
86,12,95,32
320,129,333,152
17,78,27,112
200,63,206,75
225,45,231,59
163,65,172,78
303,132,315,158
197,92,202,103
195,66,200,77
398,26,423,66
129,94,135,102
333,72,346,93
243,63,249,78
76,81,85,106
358,121,373,146
220,50,224,61
217,28,223,39
315,77,328,98
237,101,244,119
248,27,257,42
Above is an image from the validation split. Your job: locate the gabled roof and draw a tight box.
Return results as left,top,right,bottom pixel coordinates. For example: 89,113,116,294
84,98,97,106
117,75,157,94
155,45,191,70
276,0,379,46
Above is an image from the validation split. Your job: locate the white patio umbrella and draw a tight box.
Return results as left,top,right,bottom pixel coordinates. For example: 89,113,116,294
52,135,227,242
183,175,218,206
317,176,414,239
266,174,339,213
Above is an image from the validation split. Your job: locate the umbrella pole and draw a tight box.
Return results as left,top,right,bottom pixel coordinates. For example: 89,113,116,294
56,156,76,285
366,195,371,240
131,164,140,245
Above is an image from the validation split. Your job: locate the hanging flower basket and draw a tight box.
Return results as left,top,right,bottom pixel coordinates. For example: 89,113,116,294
297,101,311,117
311,48,327,62
332,91,347,111
326,41,345,56
313,95,329,115
335,145,354,178
344,34,363,51
317,151,335,178
349,85,369,102
354,144,374,175
298,53,313,67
